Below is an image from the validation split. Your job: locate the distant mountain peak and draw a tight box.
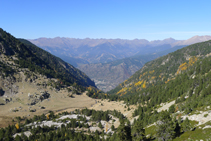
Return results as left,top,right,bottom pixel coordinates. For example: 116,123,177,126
172,35,211,47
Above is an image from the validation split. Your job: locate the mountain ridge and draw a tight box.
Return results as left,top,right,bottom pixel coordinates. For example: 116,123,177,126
29,35,211,48
0,28,96,98
28,35,211,66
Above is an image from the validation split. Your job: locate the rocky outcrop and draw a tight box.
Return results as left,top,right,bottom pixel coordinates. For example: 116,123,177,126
0,76,18,96
28,91,50,105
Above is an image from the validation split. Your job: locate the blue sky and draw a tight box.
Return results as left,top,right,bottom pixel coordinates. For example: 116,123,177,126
1,0,211,40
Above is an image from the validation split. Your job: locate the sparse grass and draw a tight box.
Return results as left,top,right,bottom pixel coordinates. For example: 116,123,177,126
0,98,5,105
173,128,211,140
16,97,24,105
145,125,157,138
189,120,198,127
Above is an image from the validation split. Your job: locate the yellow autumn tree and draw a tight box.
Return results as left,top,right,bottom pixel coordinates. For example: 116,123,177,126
135,80,143,86
46,114,50,120
177,56,198,74
15,123,19,129
142,81,146,88
105,123,108,132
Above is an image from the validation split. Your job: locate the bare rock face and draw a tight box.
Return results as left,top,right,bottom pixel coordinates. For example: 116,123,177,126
0,76,18,96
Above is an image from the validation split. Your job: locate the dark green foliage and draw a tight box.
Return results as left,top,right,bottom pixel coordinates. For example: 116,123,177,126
173,117,181,138
156,111,175,141
132,106,160,127
80,108,125,122
117,121,132,141
132,120,146,141
182,117,192,132
111,125,115,131
0,61,15,77
169,105,175,114
98,122,103,129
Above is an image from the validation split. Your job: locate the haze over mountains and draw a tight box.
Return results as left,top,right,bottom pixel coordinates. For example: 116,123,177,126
78,46,186,91
29,36,211,66
29,35,211,91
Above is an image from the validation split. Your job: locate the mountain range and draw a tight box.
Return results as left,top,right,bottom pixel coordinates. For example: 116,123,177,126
29,36,211,92
28,36,211,66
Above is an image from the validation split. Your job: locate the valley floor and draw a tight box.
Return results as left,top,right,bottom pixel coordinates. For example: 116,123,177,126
0,80,96,127
0,79,136,128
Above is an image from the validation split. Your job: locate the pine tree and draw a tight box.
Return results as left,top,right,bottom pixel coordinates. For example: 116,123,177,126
98,122,103,129
0,128,5,140
156,111,175,141
111,125,115,131
132,120,145,141
117,121,132,141
169,105,175,113
182,117,191,132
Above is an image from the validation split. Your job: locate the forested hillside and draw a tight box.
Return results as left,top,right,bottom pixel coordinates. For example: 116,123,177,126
18,38,96,88
0,28,95,88
104,39,211,140
109,40,211,97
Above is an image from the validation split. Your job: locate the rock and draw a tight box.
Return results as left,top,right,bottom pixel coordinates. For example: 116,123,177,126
202,125,211,130
13,131,32,138
29,109,36,112
89,127,101,132
4,98,10,103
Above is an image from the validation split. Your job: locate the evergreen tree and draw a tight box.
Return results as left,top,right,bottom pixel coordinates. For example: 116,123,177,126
169,105,175,114
182,117,191,132
156,111,175,141
111,125,115,131
172,117,181,138
132,120,145,141
0,128,5,140
98,121,103,129
117,121,132,141
14,135,22,141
